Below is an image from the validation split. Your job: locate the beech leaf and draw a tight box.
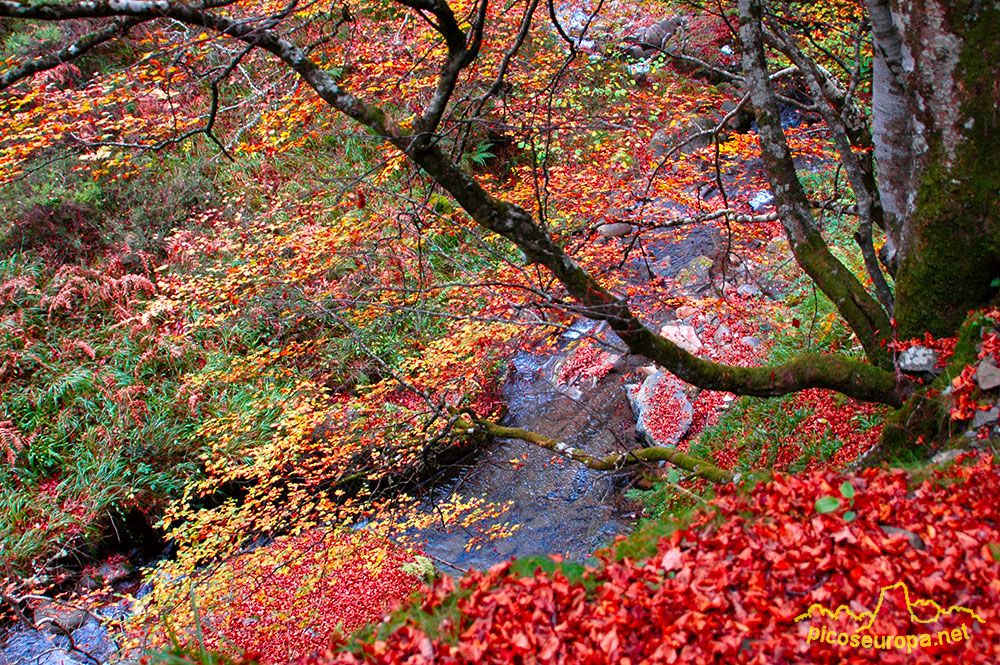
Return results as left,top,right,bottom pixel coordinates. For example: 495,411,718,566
814,496,841,514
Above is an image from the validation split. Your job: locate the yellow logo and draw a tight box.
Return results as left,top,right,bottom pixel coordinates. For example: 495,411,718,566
795,581,985,653
796,580,986,630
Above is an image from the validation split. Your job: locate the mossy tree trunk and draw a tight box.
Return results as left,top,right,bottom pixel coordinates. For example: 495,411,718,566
869,0,1000,339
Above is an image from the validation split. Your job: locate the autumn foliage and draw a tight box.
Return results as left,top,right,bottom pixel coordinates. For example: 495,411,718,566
320,455,1000,664
3,0,998,663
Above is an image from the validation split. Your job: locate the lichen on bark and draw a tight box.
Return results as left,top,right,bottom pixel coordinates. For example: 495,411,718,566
891,0,1000,339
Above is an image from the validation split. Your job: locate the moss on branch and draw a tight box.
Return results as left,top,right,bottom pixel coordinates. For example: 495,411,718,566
452,413,736,484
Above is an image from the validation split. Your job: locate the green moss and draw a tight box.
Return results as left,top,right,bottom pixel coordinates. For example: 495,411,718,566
894,2,1000,340
875,311,990,461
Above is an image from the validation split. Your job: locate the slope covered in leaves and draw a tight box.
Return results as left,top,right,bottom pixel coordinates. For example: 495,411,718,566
321,455,1000,664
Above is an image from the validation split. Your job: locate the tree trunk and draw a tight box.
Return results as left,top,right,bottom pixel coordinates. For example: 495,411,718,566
871,0,1000,339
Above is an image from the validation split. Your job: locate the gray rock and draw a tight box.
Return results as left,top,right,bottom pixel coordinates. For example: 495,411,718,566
596,222,633,238
973,405,1000,428
931,449,963,465
33,601,89,635
0,630,75,665
70,621,117,664
713,324,731,345
627,372,693,447
649,116,716,158
627,16,683,60
740,336,762,349
736,283,761,297
898,345,939,373
879,525,926,551
976,357,1000,390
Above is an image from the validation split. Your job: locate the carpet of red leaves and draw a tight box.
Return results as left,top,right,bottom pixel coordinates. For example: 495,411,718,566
316,455,1000,664
199,532,418,663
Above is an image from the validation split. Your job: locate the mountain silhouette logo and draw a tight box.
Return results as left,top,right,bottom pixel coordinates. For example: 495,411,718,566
794,581,986,632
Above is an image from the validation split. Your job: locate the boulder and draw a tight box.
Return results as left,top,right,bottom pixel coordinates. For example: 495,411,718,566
660,323,702,353
32,600,89,635
596,222,633,238
649,115,717,157
627,17,683,60
976,357,1000,390
626,372,693,447
898,345,939,374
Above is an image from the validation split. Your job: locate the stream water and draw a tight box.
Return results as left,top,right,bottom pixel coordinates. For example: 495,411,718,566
412,346,635,570
411,224,719,571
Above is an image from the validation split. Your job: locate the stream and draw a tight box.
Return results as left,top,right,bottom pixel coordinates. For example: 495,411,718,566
409,224,720,571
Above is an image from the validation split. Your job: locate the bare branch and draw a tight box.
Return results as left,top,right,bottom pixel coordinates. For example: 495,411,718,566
738,0,892,366
0,18,143,91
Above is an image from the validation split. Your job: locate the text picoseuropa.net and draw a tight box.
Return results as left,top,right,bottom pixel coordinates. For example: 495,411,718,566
805,624,972,653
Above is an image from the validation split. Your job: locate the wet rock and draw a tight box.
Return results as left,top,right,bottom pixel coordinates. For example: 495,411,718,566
779,105,803,129
0,630,74,665
597,222,633,238
70,620,117,663
976,357,1000,390
660,323,702,353
898,345,939,374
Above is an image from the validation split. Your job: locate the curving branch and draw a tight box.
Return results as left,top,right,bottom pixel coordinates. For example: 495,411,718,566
763,21,894,312
0,17,144,91
737,0,892,367
451,411,736,483
0,0,909,409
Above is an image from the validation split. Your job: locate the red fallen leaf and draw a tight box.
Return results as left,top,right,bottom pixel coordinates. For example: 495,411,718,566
661,548,683,571
598,628,619,655
830,527,858,544
356,191,367,208
315,455,1000,665
791,317,801,328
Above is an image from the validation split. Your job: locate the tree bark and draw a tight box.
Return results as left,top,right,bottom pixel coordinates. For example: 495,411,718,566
738,0,893,366
869,0,1000,339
